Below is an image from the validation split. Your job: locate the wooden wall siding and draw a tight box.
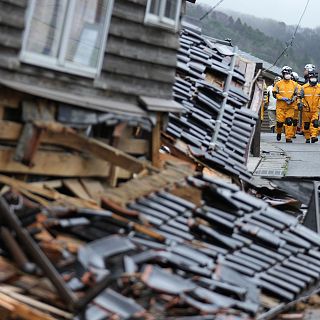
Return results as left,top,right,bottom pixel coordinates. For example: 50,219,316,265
1,0,27,7
0,2,25,29
0,0,25,72
102,54,175,83
0,0,179,110
106,36,177,68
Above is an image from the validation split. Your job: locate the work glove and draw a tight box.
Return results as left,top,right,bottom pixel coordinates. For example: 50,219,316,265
298,102,304,111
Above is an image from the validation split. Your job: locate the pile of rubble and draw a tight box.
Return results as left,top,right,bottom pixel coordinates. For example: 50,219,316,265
0,171,318,319
166,27,258,181
0,24,317,320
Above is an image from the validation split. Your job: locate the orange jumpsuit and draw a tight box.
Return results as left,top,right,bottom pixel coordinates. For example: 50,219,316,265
273,79,298,139
300,83,320,140
292,83,301,136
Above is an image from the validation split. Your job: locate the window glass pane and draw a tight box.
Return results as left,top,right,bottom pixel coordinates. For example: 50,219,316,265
65,0,108,68
149,0,161,15
164,0,178,20
26,0,66,57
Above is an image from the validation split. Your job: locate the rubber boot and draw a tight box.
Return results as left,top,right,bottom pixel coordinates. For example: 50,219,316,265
276,133,281,141
311,137,318,143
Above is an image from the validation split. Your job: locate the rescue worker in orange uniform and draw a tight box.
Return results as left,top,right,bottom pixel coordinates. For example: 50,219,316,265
299,70,320,143
303,64,316,83
273,66,299,143
291,72,301,138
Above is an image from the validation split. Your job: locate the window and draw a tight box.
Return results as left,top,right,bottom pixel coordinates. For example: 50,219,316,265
21,0,114,77
145,0,182,31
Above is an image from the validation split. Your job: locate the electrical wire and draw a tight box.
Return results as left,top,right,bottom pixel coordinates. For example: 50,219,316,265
200,0,225,21
265,0,311,71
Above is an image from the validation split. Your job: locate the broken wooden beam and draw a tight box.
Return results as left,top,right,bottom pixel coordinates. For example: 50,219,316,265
0,174,99,209
0,147,110,178
0,120,157,174
34,121,156,174
102,162,194,207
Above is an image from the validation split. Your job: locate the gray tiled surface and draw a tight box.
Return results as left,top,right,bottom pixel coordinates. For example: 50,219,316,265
257,133,320,178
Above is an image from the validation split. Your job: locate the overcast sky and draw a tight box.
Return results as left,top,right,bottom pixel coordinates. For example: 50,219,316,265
196,0,319,29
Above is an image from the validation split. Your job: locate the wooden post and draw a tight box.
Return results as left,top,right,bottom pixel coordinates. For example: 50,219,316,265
151,113,161,168
251,107,261,157
108,122,128,187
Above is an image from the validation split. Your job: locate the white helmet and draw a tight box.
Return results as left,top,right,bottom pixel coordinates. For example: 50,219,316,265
304,64,315,71
281,66,292,80
291,72,299,81
281,66,292,74
274,76,281,83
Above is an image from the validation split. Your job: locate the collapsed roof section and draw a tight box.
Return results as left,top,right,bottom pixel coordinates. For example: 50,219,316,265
1,173,320,319
164,26,260,181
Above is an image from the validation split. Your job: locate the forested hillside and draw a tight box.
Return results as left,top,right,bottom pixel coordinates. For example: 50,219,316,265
187,4,319,74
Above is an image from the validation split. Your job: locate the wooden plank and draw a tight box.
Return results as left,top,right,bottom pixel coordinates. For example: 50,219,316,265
151,113,161,168
0,121,21,139
0,174,99,208
118,138,149,154
202,167,232,182
1,0,27,8
112,0,144,24
238,57,256,96
0,106,5,120
0,54,20,70
80,179,105,203
103,163,194,207
19,188,50,207
36,121,155,174
29,180,63,189
56,235,85,254
116,167,132,179
0,121,147,154
14,122,43,166
108,16,180,50
0,86,25,108
102,54,175,83
96,72,174,99
107,122,128,187
170,185,202,207
0,286,72,319
0,147,111,177
0,257,18,283
16,63,95,89
0,292,56,320
0,76,145,115
22,100,55,122
0,25,22,49
0,121,154,174
107,35,177,67
159,152,196,170
63,179,91,200
0,2,25,29
205,71,224,89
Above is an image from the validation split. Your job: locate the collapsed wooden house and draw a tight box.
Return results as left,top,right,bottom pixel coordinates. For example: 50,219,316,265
0,0,202,185
1,2,319,320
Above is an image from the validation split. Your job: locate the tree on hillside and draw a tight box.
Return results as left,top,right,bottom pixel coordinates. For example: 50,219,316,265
186,4,319,72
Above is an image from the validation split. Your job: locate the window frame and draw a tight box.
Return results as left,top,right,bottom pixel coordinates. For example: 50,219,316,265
20,0,114,78
144,0,182,31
